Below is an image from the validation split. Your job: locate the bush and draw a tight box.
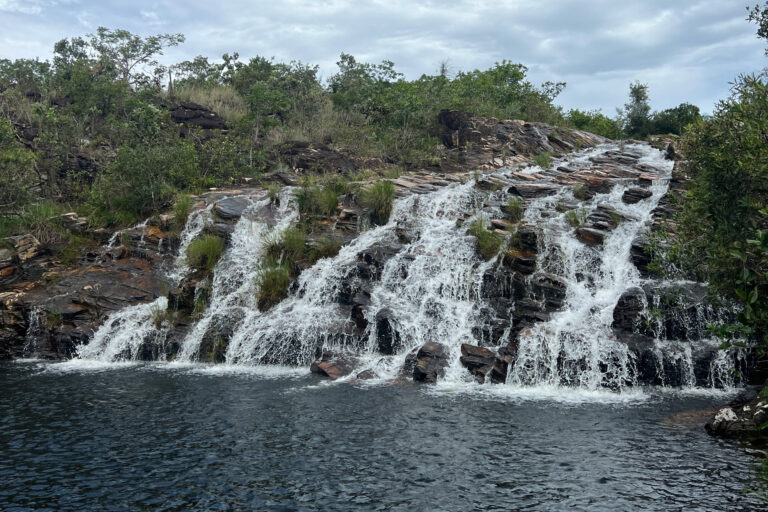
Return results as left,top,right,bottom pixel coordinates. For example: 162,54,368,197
565,209,588,228
309,234,343,261
255,258,292,311
573,185,590,201
358,180,396,225
295,183,339,217
173,195,192,229
186,235,224,271
532,152,553,169
467,217,502,260
505,197,523,222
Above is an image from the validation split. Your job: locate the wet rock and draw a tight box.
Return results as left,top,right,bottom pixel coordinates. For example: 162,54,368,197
375,308,400,355
490,342,518,384
310,359,355,380
503,250,537,275
356,369,378,380
622,187,653,204
575,227,605,246
480,265,514,299
508,183,561,199
412,342,450,383
706,390,768,440
612,287,646,332
460,344,496,383
630,236,653,276
531,273,568,310
516,226,539,253
214,197,252,220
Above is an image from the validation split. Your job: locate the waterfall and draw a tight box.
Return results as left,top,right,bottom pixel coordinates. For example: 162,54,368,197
70,142,746,391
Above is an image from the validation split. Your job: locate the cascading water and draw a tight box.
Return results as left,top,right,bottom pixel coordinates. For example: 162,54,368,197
70,142,746,392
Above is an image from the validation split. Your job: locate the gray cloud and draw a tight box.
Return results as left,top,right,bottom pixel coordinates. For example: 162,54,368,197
0,0,764,114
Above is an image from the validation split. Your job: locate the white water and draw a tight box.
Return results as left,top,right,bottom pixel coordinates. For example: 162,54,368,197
65,143,747,392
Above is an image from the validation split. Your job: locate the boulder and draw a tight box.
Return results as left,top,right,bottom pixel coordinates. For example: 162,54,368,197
168,101,226,131
612,287,646,332
706,390,768,440
622,187,653,205
575,227,605,246
459,344,496,383
531,273,568,310
214,197,252,220
412,342,450,383
274,141,356,174
310,359,355,380
375,308,400,355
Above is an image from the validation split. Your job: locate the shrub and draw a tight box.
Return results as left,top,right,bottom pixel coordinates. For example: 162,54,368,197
295,183,339,217
359,180,396,225
266,184,281,204
255,258,293,311
186,235,224,271
505,197,523,222
573,185,589,201
309,234,343,261
467,217,502,260
532,152,553,169
565,209,588,228
150,304,178,329
173,195,192,229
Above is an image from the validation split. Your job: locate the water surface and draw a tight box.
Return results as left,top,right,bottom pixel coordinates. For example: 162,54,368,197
1,362,765,511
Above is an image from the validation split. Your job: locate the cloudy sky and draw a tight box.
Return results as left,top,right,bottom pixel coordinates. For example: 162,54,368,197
1,0,765,114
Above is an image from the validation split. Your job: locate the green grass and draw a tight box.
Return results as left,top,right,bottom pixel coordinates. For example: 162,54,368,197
186,235,224,271
565,209,588,228
532,152,553,169
309,234,343,261
358,180,396,225
505,197,523,223
264,227,307,263
295,183,340,217
173,85,247,124
255,258,293,311
467,217,503,260
266,184,281,204
573,184,589,201
150,304,178,329
173,195,192,230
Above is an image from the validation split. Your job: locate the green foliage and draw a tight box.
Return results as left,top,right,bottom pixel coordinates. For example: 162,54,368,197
172,195,192,229
573,185,590,201
532,152,553,169
186,235,224,272
358,180,396,225
621,81,652,138
150,304,178,329
674,75,768,345
467,217,502,260
650,103,701,135
255,258,293,311
309,234,343,261
566,109,622,139
505,197,523,223
565,209,588,228
295,183,339,218
0,118,36,217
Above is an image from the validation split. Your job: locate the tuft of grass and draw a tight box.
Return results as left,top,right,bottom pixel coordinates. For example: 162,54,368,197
358,180,396,225
150,304,178,329
383,166,402,179
505,197,523,223
532,152,553,169
309,234,343,261
282,227,307,260
266,184,281,205
467,217,503,260
573,184,590,201
173,195,192,230
186,235,224,271
255,258,293,311
565,208,588,228
295,183,339,218
45,306,63,329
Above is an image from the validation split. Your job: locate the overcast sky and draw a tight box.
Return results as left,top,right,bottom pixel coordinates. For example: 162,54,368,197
1,0,765,114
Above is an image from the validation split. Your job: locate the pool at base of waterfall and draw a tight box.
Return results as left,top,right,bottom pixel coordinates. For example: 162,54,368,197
2,361,766,511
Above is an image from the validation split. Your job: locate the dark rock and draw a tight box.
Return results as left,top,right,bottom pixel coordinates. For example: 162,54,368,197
630,236,653,276
356,369,378,380
274,141,356,174
413,342,450,383
706,391,768,440
516,226,539,253
375,308,400,355
575,227,605,246
531,273,568,310
490,342,518,384
612,287,646,332
460,343,496,383
622,187,653,205
167,101,226,132
508,183,561,199
503,250,537,275
310,359,355,380
214,197,252,220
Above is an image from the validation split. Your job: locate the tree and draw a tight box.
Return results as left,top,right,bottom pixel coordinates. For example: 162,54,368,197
650,103,701,135
621,81,652,138
0,119,37,217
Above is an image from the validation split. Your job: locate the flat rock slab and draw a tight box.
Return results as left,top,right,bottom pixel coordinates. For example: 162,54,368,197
214,197,253,220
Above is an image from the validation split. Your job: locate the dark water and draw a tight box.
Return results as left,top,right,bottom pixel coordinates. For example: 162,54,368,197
1,362,766,511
